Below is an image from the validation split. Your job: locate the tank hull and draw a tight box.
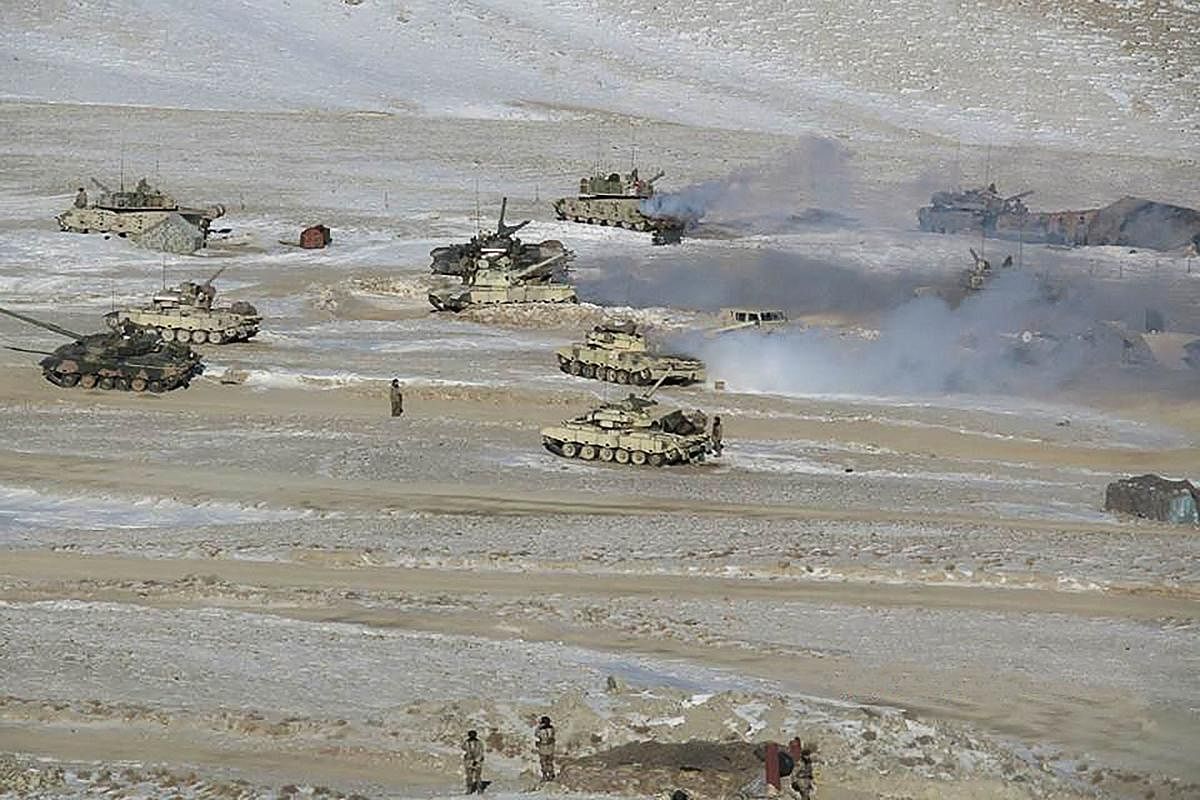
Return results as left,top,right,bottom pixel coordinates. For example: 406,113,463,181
540,423,710,467
56,206,223,237
428,283,578,312
554,344,705,386
553,196,684,236
105,308,261,344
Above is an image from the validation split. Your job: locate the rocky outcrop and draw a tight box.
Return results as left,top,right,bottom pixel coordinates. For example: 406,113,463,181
1105,474,1199,525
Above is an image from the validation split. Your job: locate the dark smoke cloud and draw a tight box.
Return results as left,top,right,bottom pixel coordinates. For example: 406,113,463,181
578,249,922,315
640,137,857,233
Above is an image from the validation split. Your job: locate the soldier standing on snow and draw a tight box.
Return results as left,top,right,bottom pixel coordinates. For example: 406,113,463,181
535,716,556,781
463,729,485,794
389,378,403,418
711,415,723,456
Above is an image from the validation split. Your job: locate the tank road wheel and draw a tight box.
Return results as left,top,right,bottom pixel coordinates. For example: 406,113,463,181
561,442,579,458
599,218,610,226
570,360,583,376
160,327,176,342
114,377,130,391
615,449,631,464
631,450,648,466
583,364,597,379
557,357,571,373
192,330,209,344
59,373,80,387
604,367,617,382
99,376,115,390
131,378,147,392
79,374,98,389
639,369,654,385
586,217,596,224
148,380,165,393
616,370,631,385
579,445,597,461
599,447,614,462
226,328,241,342
175,329,192,343
648,453,665,467
209,330,224,344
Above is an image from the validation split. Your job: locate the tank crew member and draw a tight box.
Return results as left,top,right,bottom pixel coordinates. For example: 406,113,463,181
711,415,723,456
535,715,556,781
74,187,88,208
390,378,404,417
463,729,485,794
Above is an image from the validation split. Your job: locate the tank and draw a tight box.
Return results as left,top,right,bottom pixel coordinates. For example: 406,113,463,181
553,168,687,243
555,321,705,386
429,253,577,312
57,177,225,247
540,381,713,467
917,184,1032,235
0,306,204,392
431,198,571,277
104,265,262,344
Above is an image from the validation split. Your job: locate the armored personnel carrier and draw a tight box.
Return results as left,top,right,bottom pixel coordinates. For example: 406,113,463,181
105,266,261,344
540,380,713,467
431,198,571,277
917,184,1032,235
57,177,226,242
555,321,705,386
0,306,203,392
553,168,687,243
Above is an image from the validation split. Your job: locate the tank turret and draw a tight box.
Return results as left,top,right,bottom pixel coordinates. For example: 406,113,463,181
540,377,713,466
0,306,204,392
918,184,1032,235
430,197,572,278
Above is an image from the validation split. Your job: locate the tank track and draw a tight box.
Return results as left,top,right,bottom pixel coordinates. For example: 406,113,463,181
540,435,703,467
41,368,196,393
556,356,657,386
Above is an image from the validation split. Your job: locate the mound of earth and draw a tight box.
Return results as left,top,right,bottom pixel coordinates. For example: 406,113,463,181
562,740,761,799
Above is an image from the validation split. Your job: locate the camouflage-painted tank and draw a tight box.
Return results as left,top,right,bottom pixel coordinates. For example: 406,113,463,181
555,321,705,386
57,177,225,242
540,383,712,467
0,306,204,392
431,198,571,277
429,254,577,312
553,168,686,243
105,266,261,344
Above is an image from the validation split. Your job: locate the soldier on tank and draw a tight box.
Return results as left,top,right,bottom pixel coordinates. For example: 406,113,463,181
463,729,485,793
711,415,723,456
534,716,556,781
390,378,404,417
74,187,88,208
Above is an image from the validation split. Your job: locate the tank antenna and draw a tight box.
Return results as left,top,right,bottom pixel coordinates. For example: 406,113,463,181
630,123,636,172
161,256,167,290
119,137,126,192
474,177,481,236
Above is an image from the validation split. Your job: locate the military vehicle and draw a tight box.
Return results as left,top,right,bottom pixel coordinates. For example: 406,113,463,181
553,168,687,244
555,321,705,386
104,265,261,344
57,177,226,242
540,378,713,467
431,198,571,277
428,252,577,312
0,306,204,392
712,308,789,334
917,184,1032,236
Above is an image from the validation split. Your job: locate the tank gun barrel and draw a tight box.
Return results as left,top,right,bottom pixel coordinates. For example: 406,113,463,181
89,177,113,194
495,197,531,236
0,306,84,340
513,251,567,279
646,170,666,185
1006,190,1034,202
4,344,57,357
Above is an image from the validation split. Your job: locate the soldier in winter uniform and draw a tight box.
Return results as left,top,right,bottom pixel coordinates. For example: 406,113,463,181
390,378,404,417
789,740,816,800
463,729,485,794
710,415,723,456
74,188,88,208
535,715,556,781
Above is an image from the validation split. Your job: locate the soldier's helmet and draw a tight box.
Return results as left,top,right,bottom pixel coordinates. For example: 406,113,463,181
467,729,478,738
539,716,551,725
